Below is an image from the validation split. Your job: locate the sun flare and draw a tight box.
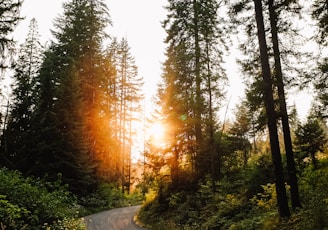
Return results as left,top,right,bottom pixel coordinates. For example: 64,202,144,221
149,122,166,144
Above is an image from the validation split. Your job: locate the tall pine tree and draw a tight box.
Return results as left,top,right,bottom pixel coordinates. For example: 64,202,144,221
2,18,43,171
30,0,111,195
155,0,227,189
253,0,290,217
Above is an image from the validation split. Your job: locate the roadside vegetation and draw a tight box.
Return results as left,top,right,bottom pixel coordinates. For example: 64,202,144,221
79,183,143,216
0,167,143,229
139,156,328,230
0,167,85,229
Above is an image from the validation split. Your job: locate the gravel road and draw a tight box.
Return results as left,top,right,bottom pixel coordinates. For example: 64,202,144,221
84,205,145,230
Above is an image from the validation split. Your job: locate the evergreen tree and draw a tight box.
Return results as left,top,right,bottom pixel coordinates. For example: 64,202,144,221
0,0,22,142
312,0,328,117
27,0,143,195
253,0,290,217
30,45,72,181
312,0,328,47
96,38,121,183
0,0,22,70
230,0,304,212
30,0,111,195
268,0,301,208
229,101,252,166
158,0,227,188
229,0,268,136
295,113,327,170
1,18,44,171
107,38,143,193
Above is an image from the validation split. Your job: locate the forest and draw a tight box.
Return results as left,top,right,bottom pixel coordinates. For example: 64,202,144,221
0,0,327,229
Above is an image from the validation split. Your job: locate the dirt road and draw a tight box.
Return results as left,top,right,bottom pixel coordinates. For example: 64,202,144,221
84,205,144,230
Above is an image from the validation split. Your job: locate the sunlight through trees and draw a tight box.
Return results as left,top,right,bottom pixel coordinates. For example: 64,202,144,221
0,0,328,228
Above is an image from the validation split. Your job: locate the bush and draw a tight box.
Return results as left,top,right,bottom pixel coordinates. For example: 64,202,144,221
79,182,143,215
0,195,28,229
294,164,328,229
139,157,328,230
0,167,85,229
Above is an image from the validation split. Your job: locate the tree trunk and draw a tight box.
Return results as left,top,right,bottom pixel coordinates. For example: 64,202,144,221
268,0,302,209
193,0,202,147
171,145,180,186
253,0,290,218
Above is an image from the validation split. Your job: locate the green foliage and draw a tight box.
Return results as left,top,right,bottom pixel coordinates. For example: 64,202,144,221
79,182,143,215
244,153,274,198
0,195,28,229
28,0,109,196
43,217,86,230
0,168,86,229
313,60,328,117
295,115,327,169
139,155,328,229
297,163,328,229
2,18,44,174
311,0,328,46
251,183,278,211
155,0,227,184
0,0,22,69
139,175,251,230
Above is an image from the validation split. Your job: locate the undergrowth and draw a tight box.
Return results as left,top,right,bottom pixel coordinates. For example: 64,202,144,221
0,167,143,229
139,159,328,230
79,183,143,216
0,167,84,229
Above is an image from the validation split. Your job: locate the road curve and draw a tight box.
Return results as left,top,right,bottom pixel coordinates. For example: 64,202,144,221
84,205,145,230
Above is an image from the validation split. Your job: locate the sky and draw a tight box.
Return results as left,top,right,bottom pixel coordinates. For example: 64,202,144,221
13,0,313,122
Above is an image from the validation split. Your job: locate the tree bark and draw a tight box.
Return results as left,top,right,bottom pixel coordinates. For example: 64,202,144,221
253,0,290,218
268,0,302,209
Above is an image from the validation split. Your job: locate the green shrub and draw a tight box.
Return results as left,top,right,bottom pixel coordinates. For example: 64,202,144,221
295,164,328,229
0,167,86,229
79,182,143,215
0,195,29,229
140,158,328,230
251,183,278,211
43,217,86,230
